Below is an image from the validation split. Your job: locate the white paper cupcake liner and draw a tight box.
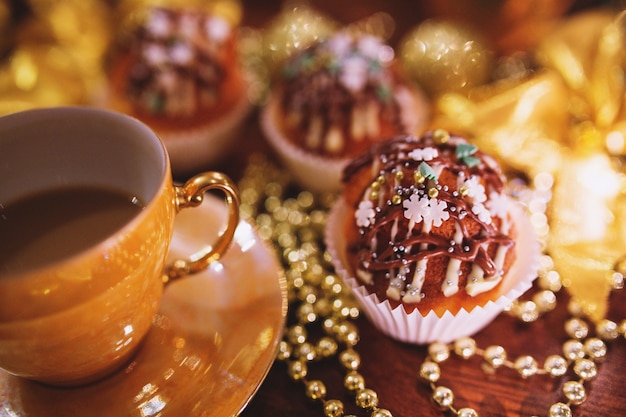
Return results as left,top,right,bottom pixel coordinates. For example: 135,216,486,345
325,197,541,344
260,87,431,194
260,94,348,193
161,89,253,175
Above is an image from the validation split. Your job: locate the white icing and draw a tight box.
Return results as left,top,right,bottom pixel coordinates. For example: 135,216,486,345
305,116,323,150
408,147,438,162
401,221,431,303
351,105,366,140
463,176,487,203
355,200,376,228
471,202,492,224
143,44,168,65
442,222,463,297
486,191,511,219
324,126,344,154
357,268,373,285
365,100,380,137
205,16,231,43
357,34,387,60
340,56,369,92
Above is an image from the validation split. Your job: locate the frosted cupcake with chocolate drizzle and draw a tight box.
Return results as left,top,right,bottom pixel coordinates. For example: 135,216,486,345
326,131,540,344
261,31,429,192
106,5,252,175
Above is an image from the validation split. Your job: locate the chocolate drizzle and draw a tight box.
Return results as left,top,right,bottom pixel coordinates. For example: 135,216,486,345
344,132,516,303
122,7,233,117
277,32,419,157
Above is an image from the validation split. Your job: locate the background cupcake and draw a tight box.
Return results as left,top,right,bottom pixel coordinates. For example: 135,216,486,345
261,30,429,193
105,4,252,176
326,130,540,343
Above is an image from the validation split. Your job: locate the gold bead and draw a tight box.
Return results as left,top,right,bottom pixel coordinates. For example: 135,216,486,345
334,322,360,346
323,399,344,417
562,381,587,405
533,290,557,313
620,319,626,338
344,371,365,391
565,318,589,339
277,340,292,361
596,319,619,340
322,317,338,334
428,342,450,363
339,349,361,370
314,298,333,317
395,171,404,181
483,345,507,368
458,185,469,197
432,386,454,409
297,302,318,323
514,355,538,378
377,175,386,185
538,268,562,292
371,408,393,417
453,337,477,359
573,358,597,380
583,338,607,361
458,408,479,417
419,361,441,383
371,181,381,191
287,325,307,345
355,388,379,409
610,271,624,290
428,187,439,199
391,194,402,205
370,190,380,201
295,342,317,361
548,402,572,417
543,355,568,377
414,170,425,184
297,285,318,303
288,360,308,380
515,300,539,322
563,340,585,361
316,337,339,358
566,298,584,317
432,129,450,145
305,380,327,401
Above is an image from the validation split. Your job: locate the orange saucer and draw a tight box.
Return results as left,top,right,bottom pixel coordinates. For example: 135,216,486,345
0,195,287,416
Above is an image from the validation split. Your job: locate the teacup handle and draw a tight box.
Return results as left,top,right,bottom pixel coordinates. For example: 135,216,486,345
164,171,240,281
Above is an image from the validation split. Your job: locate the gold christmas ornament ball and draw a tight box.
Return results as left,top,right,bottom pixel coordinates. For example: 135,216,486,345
0,43,92,116
262,3,336,78
399,19,493,96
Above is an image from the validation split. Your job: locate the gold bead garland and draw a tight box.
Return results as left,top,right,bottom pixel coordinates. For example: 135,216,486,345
239,154,392,416
237,154,625,417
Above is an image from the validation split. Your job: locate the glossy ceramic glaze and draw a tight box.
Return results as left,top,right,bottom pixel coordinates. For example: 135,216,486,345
0,195,287,416
0,107,176,385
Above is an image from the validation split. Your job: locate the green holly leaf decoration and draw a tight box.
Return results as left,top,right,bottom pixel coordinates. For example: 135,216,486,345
462,155,481,168
456,143,481,167
419,162,438,181
456,143,478,158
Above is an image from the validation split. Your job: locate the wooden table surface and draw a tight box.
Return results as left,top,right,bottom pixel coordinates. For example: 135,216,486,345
218,1,626,416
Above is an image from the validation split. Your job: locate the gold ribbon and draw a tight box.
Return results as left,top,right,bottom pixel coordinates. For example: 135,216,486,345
432,9,626,321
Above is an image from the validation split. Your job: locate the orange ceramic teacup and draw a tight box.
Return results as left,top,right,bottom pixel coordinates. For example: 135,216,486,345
0,106,239,386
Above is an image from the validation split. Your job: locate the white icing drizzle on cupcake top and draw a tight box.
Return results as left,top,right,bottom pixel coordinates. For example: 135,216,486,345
344,132,515,304
123,6,233,117
278,31,424,157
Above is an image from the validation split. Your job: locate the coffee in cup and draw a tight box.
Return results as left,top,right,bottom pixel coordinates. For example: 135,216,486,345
0,106,240,386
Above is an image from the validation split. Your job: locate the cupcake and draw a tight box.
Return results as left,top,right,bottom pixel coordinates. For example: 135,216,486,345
105,5,251,175
325,130,540,344
261,31,429,193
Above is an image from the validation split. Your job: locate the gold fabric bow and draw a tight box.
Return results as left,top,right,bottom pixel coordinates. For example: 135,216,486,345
431,10,626,321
